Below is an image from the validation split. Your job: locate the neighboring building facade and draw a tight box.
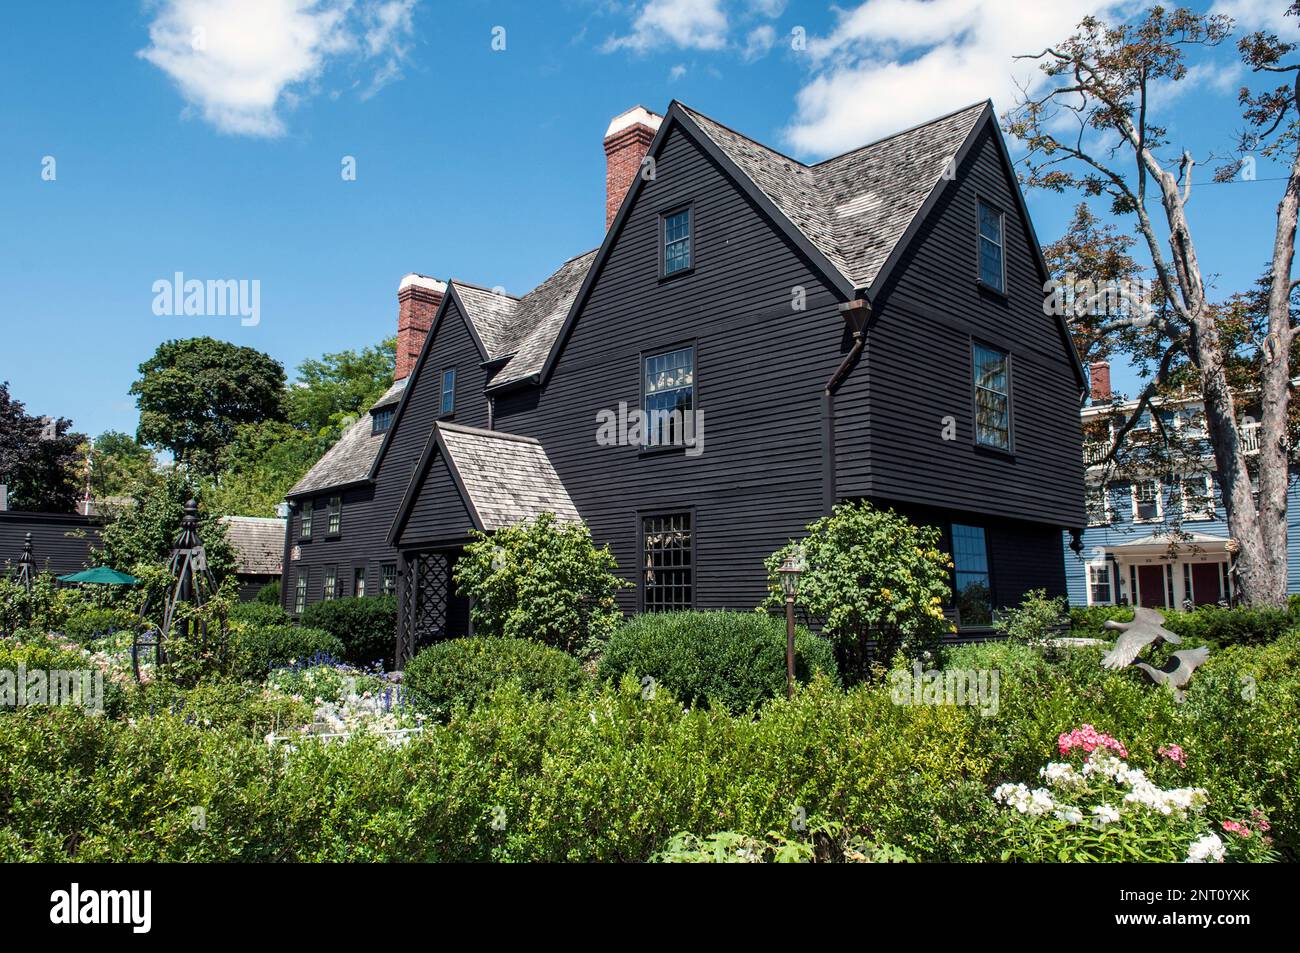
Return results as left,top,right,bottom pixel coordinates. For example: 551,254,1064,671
285,100,1087,661
1063,362,1300,608
0,510,102,578
220,515,285,601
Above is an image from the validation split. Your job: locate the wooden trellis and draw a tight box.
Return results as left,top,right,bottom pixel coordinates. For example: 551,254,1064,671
134,499,222,682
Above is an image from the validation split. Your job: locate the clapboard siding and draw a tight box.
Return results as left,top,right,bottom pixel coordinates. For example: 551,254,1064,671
397,448,476,547
834,123,1086,528
0,512,101,577
494,124,846,611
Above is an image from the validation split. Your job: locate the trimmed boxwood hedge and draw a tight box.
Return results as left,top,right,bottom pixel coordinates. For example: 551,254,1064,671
301,596,397,668
403,637,588,717
598,610,839,712
232,625,343,680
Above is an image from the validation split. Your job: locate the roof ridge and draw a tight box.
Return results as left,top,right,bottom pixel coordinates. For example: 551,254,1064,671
452,280,520,300
438,422,541,445
675,101,810,168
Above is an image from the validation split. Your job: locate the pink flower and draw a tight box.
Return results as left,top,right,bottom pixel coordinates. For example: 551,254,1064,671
1222,820,1252,838
1058,724,1128,759
1158,744,1187,766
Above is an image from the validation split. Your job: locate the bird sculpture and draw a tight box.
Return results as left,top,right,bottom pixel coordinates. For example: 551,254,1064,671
1135,646,1212,702
1100,606,1182,670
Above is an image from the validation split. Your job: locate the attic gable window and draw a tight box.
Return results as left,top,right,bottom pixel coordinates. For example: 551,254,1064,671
372,407,394,434
662,207,692,276
973,343,1011,451
440,368,456,417
978,199,1005,293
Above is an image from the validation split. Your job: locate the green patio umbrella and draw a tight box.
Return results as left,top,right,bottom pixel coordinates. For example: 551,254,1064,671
58,566,140,586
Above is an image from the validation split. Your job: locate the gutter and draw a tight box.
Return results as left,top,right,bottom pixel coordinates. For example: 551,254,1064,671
823,296,872,514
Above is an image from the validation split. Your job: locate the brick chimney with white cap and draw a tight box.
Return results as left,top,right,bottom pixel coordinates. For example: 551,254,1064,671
604,106,663,230
395,274,446,382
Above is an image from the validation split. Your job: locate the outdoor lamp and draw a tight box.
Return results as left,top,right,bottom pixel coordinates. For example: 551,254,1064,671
779,548,805,699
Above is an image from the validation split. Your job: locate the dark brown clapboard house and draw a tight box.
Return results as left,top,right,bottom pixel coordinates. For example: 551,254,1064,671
282,101,1087,662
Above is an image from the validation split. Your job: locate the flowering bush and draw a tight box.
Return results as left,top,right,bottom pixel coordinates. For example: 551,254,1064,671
994,727,1274,862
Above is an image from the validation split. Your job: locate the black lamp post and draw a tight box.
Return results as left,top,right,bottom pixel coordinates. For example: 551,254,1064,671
778,548,805,699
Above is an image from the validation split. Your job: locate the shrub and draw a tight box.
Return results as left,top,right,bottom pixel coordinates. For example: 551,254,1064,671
1068,605,1132,639
254,579,281,605
761,502,955,678
301,596,397,668
228,601,290,628
231,625,344,681
1162,604,1294,649
995,589,1067,645
0,573,65,636
60,607,139,643
403,637,588,717
598,611,838,712
453,513,629,655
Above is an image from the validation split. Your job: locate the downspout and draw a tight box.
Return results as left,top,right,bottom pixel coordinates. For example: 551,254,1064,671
823,296,872,514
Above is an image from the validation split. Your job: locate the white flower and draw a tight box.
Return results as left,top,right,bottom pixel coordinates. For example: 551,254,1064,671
1185,833,1226,863
1054,805,1084,824
1040,762,1083,788
1091,804,1121,826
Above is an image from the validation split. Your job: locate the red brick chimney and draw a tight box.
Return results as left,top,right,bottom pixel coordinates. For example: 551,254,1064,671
604,106,663,230
1089,359,1112,403
396,274,446,381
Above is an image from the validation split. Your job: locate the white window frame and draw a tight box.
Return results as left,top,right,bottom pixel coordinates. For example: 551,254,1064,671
1131,479,1163,523
1086,482,1112,526
1087,561,1114,606
1180,473,1216,521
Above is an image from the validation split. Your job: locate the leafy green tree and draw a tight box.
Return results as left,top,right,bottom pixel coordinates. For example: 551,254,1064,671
0,381,85,512
130,337,286,471
286,337,395,436
85,430,156,500
762,502,955,678
96,469,234,580
208,421,331,517
454,513,629,655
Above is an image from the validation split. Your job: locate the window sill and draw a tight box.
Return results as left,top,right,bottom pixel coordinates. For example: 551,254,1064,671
638,444,695,459
973,443,1015,461
976,279,1008,300
658,266,695,284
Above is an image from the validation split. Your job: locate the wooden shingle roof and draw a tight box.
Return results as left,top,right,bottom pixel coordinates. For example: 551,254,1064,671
219,515,285,575
436,422,580,529
287,378,407,497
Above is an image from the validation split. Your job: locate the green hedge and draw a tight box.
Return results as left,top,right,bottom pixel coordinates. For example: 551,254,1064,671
403,637,588,717
60,608,139,643
231,625,343,681
228,602,290,628
1071,602,1300,648
301,596,397,668
599,610,839,712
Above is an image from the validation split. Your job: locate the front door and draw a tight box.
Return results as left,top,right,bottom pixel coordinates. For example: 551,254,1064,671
1137,564,1167,608
1190,562,1224,607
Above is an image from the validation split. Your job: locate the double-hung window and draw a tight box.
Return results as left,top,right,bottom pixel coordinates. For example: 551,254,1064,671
354,567,366,598
642,513,693,610
1132,480,1162,522
323,565,338,602
951,523,992,627
381,563,397,596
328,495,341,535
973,344,1011,451
1180,473,1215,520
300,500,313,539
1086,484,1112,526
295,569,308,615
440,368,456,417
662,207,692,276
1088,563,1113,605
978,199,1005,292
643,346,695,448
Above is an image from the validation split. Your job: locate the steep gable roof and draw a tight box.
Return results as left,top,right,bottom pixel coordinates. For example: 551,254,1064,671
389,421,580,544
489,249,598,388
451,282,519,358
286,378,406,497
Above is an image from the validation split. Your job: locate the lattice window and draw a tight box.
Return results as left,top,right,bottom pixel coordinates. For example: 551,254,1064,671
642,513,693,611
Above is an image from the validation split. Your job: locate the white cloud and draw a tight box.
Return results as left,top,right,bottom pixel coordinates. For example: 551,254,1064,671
784,0,1135,157
669,62,688,80
138,0,418,137
605,0,729,52
743,24,775,61
1211,0,1300,34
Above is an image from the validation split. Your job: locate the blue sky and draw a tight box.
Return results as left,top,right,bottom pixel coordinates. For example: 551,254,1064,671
1,0,1296,440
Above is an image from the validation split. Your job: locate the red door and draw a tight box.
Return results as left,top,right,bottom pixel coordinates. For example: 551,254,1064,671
1137,565,1167,608
1190,562,1223,607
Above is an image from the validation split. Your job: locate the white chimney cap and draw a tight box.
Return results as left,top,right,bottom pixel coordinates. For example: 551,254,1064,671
399,273,447,293
605,106,663,139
